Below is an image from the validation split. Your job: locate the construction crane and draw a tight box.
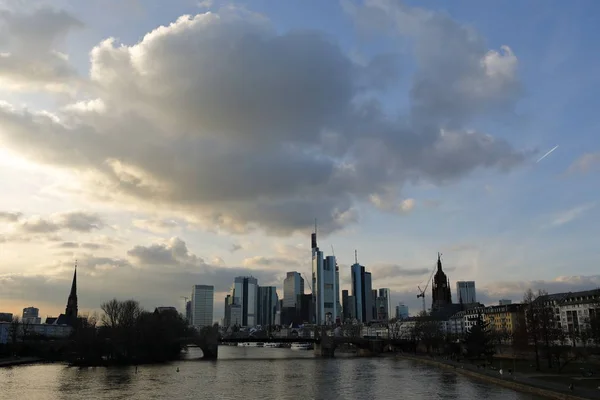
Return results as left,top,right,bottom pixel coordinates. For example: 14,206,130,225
303,272,313,293
180,296,189,313
416,256,439,314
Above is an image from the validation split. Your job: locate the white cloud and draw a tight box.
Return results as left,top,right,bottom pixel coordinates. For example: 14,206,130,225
0,4,526,238
0,7,83,92
550,203,596,227
567,152,600,174
132,218,180,234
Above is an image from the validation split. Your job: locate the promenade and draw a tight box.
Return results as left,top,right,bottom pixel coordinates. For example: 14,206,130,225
398,354,600,400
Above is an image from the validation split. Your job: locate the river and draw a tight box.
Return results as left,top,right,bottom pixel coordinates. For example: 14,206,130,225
0,346,544,399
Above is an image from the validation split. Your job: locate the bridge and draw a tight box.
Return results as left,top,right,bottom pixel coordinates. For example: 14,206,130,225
220,337,316,344
186,328,406,359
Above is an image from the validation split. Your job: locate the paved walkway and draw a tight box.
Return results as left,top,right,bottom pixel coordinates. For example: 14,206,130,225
400,354,600,400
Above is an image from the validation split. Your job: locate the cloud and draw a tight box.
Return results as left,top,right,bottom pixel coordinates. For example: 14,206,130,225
242,256,301,270
567,152,600,174
57,241,79,249
0,7,84,91
0,210,106,242
55,241,112,250
230,243,242,253
127,237,202,266
0,4,526,236
369,193,415,214
18,211,105,234
132,218,180,233
1,236,282,316
549,203,596,228
371,264,432,280
0,211,22,222
480,275,600,303
388,274,600,316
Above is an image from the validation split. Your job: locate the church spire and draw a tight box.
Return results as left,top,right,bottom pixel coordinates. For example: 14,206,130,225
70,260,77,297
65,260,78,320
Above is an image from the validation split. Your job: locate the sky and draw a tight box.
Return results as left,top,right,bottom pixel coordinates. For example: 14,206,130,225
1,0,599,321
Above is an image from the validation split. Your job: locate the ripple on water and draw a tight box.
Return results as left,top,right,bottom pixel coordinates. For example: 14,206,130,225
0,348,546,400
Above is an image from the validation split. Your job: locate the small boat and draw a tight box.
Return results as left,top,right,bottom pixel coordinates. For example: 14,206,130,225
290,342,313,350
264,342,281,348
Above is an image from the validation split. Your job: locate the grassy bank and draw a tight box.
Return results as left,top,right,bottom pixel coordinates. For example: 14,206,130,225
397,354,594,400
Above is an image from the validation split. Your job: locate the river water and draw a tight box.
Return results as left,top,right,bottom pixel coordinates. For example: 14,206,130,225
1,347,543,399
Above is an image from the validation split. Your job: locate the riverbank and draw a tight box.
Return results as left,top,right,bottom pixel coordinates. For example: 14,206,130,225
397,354,598,400
0,357,45,367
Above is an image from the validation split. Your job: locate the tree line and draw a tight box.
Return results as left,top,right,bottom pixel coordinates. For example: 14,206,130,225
337,288,600,371
2,299,197,365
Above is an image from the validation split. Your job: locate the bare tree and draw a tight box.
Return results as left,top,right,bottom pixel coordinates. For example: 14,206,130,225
341,322,362,338
523,289,541,371
588,293,600,347
100,299,143,329
20,319,32,343
9,316,20,345
100,299,122,329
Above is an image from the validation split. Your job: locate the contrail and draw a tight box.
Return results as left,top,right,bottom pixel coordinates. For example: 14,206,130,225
536,145,559,163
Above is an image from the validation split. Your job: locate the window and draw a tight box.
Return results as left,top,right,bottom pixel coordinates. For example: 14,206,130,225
324,302,334,308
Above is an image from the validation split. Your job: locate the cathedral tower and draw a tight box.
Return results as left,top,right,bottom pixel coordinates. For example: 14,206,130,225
431,253,452,311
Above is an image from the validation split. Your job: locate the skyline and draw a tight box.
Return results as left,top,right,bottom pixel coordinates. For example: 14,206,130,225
1,0,599,320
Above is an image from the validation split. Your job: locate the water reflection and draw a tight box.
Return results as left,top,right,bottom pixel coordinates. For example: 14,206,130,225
0,348,544,400
438,372,458,400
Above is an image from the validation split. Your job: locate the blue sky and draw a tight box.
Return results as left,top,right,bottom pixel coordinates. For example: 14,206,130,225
0,0,599,320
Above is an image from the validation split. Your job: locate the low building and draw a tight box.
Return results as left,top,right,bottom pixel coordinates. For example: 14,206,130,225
558,289,600,345
483,303,525,335
0,322,72,344
0,313,13,322
22,307,41,324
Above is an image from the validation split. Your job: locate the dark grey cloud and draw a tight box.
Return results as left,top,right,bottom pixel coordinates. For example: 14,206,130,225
81,242,111,250
230,243,242,253
16,211,104,234
57,241,79,249
0,7,83,90
0,211,106,243
0,211,22,222
55,241,112,250
58,211,105,232
0,4,527,235
127,237,202,266
371,264,432,280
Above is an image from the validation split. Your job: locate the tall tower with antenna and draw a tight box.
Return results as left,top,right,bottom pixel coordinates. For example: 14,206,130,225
350,250,373,323
311,219,339,325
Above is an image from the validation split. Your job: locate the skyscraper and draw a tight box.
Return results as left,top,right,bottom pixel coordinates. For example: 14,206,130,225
378,288,392,320
257,286,278,326
22,307,41,324
191,285,214,328
233,276,258,326
396,302,409,319
456,281,477,304
311,226,339,325
342,290,350,321
351,254,373,323
283,272,304,308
